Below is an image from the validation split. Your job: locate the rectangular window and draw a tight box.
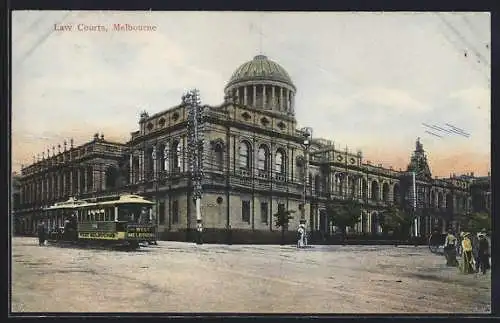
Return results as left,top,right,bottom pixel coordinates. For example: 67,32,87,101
278,203,285,213
172,200,179,224
159,202,165,225
242,200,251,223
260,202,268,224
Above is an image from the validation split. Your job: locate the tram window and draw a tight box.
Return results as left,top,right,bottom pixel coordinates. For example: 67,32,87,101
105,208,113,221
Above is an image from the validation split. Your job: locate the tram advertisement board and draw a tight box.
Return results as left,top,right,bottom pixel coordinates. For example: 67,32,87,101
78,231,121,240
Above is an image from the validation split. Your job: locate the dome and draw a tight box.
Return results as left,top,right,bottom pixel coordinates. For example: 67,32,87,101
226,55,294,89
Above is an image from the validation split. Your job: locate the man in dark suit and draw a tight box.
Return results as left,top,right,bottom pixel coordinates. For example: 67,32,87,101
37,221,46,246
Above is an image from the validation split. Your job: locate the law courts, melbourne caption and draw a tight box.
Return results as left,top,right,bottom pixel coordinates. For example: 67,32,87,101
54,23,158,32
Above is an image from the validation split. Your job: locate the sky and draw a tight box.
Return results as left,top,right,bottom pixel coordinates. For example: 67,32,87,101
11,11,491,177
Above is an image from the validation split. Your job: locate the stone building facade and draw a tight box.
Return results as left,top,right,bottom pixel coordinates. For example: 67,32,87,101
14,55,488,242
15,134,127,234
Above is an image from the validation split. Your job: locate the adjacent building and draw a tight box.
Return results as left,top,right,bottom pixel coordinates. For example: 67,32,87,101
14,55,489,242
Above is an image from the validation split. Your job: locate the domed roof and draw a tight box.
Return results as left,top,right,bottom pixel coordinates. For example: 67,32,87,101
226,55,294,88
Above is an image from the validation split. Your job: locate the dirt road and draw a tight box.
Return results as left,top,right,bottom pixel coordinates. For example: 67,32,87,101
11,237,491,313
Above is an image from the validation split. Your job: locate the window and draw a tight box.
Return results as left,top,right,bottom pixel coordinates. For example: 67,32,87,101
239,141,251,169
242,200,251,223
214,144,224,170
275,150,286,174
260,202,268,224
257,145,269,171
159,202,165,225
278,203,285,213
172,200,179,224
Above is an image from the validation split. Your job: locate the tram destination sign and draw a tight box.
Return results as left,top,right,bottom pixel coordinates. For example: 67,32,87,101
126,225,155,239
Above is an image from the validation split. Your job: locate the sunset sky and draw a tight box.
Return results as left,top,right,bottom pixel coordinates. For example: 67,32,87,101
12,11,490,177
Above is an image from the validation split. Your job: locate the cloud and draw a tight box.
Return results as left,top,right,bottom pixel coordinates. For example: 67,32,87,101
11,11,490,176
353,87,430,114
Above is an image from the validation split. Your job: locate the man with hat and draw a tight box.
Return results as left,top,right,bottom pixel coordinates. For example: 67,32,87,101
476,231,490,275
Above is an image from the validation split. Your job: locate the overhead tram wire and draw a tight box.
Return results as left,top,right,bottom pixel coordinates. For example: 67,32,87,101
433,17,490,83
436,13,490,69
462,15,488,45
15,11,72,67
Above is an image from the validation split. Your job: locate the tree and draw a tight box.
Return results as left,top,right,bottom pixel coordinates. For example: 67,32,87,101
459,212,491,233
326,197,362,244
274,208,295,245
380,206,413,239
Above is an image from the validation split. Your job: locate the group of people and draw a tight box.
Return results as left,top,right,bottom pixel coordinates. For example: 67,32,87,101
443,229,490,275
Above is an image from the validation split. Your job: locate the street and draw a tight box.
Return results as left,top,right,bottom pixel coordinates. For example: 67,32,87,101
11,237,491,313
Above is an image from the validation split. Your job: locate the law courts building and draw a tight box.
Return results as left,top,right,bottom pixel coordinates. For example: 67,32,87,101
14,55,485,242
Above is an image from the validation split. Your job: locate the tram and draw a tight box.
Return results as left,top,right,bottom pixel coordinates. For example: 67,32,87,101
43,194,157,249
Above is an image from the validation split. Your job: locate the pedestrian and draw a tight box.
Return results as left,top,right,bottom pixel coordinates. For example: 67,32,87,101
460,232,475,274
297,224,305,248
443,229,458,266
37,221,46,246
477,232,490,275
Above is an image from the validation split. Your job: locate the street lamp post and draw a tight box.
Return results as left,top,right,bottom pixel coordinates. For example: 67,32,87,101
300,127,312,243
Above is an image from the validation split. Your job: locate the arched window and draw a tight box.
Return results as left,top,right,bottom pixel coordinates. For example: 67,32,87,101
295,157,304,182
362,178,368,199
371,181,379,201
214,143,224,171
257,145,269,171
314,175,321,193
275,149,286,174
172,141,181,171
382,182,390,202
430,190,436,207
239,141,251,169
437,192,444,208
158,144,167,172
393,183,401,205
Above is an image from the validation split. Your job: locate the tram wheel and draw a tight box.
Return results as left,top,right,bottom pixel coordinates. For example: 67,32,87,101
128,241,139,249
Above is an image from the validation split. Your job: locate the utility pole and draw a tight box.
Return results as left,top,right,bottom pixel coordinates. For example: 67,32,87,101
412,171,418,238
184,89,204,245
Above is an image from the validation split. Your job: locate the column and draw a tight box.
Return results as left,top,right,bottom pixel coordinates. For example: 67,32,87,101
253,85,257,107
92,166,99,192
139,150,144,182
280,88,284,111
129,153,134,184
152,145,158,180
84,168,88,193
262,85,267,109
344,174,349,197
101,165,106,191
291,93,295,114
77,168,81,196
163,144,169,174
271,86,275,110
69,169,73,197
243,86,248,106
41,176,45,203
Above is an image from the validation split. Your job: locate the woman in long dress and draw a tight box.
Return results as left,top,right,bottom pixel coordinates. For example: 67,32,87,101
460,232,475,274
